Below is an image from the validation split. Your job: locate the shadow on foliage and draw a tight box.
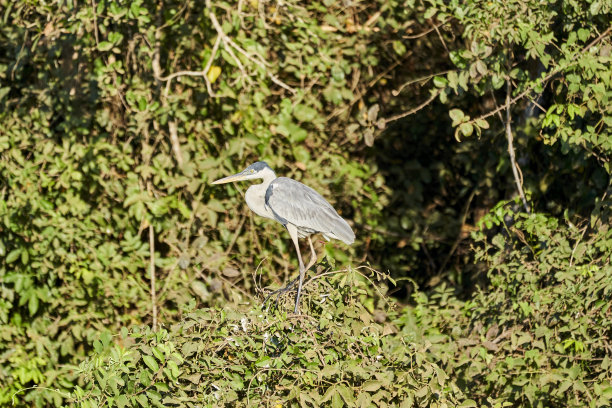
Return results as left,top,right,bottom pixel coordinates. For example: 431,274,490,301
367,97,610,301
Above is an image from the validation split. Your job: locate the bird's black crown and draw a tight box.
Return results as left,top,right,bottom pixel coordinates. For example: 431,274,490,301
247,161,270,172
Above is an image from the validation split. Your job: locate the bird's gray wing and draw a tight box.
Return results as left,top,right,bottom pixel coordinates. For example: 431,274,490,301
265,177,355,244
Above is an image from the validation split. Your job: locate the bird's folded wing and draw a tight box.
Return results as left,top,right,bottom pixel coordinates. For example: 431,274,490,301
265,177,355,244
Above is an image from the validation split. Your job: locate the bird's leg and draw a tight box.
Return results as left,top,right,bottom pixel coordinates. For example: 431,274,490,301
304,236,318,272
263,225,307,312
263,275,299,307
287,224,306,314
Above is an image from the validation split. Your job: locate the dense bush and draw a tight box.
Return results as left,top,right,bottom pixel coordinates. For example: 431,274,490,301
69,269,467,407
22,206,612,407
1,0,610,406
408,202,612,407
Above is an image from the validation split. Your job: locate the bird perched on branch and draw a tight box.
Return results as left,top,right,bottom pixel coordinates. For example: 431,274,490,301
212,161,355,313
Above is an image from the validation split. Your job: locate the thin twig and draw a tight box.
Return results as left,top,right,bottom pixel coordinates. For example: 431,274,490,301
11,29,28,81
258,0,272,29
154,35,221,97
224,212,247,256
383,90,441,124
569,225,589,267
206,0,296,94
584,26,612,54
12,386,71,405
221,38,254,86
168,120,183,167
252,256,269,295
437,190,476,274
402,22,445,39
156,68,212,82
506,77,530,213
149,225,158,330
90,0,100,45
91,0,128,111
151,12,184,170
432,20,449,54
392,70,454,96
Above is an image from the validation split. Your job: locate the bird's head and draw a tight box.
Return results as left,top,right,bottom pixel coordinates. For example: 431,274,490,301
211,161,276,184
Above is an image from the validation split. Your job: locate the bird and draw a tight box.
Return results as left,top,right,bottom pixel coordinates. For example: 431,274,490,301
211,161,355,313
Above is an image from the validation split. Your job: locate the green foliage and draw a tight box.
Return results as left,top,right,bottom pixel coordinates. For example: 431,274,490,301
426,0,611,162
63,270,466,407
404,201,612,407
1,0,611,406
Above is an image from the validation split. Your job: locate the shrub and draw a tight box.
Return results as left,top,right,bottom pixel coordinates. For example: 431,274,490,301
403,201,612,407
68,268,467,407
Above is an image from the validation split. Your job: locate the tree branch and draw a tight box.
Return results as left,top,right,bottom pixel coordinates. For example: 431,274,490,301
168,120,183,167
206,0,296,94
149,224,158,331
384,90,441,124
153,34,221,97
506,78,530,213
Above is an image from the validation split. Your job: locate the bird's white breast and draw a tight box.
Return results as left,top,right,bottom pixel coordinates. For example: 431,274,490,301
245,183,276,220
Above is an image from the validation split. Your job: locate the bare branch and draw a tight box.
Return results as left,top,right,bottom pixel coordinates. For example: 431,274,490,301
154,34,221,98
402,22,445,39
206,0,296,94
220,38,254,87
384,90,441,124
168,121,183,167
437,190,476,275
392,70,454,96
90,0,100,46
149,224,158,331
506,79,530,213
224,212,248,256
432,20,449,54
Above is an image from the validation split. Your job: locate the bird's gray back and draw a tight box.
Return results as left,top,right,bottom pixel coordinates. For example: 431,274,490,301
265,177,355,244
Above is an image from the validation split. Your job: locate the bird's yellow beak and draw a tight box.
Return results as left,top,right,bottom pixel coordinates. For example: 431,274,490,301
211,172,249,185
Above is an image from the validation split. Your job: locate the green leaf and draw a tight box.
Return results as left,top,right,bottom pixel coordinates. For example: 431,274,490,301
98,41,114,52
101,331,112,348
293,104,318,122
115,395,129,408
475,118,489,129
589,1,602,14
255,356,271,367
449,109,465,126
207,199,225,213
152,346,165,363
143,355,159,372
331,391,343,408
154,382,170,392
424,8,437,19
28,293,39,315
167,360,180,379
392,40,407,56
362,380,382,392
475,60,487,75
6,248,21,263
433,76,448,88
337,384,354,404
459,122,474,137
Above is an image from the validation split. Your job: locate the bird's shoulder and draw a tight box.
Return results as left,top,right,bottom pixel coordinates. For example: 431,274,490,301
265,177,331,208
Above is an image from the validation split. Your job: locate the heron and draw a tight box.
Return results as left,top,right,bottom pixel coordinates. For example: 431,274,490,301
211,161,355,313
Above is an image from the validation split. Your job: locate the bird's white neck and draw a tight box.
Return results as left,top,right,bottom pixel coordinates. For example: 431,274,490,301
244,168,277,220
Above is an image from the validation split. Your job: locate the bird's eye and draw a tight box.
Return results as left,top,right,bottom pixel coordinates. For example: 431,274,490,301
250,169,255,173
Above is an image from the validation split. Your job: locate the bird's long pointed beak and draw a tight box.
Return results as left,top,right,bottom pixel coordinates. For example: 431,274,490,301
211,172,248,184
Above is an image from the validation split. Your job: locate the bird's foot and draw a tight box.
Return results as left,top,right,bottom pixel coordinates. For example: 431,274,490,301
263,276,299,311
